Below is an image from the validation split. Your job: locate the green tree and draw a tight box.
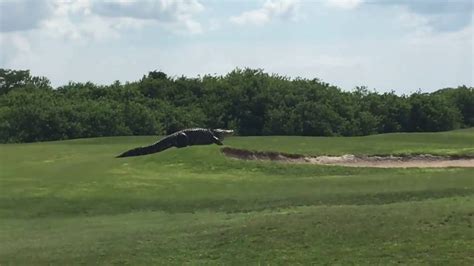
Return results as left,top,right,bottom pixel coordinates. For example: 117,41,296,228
0,68,51,95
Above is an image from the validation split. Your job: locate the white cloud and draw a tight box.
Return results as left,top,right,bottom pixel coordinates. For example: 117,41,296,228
396,8,432,35
91,0,203,20
327,0,472,32
54,0,91,16
0,0,205,39
0,33,34,66
0,0,53,32
376,0,473,32
90,0,205,34
43,1,147,42
1,0,207,67
326,0,363,10
42,15,125,42
394,3,474,37
230,0,300,26
31,0,116,41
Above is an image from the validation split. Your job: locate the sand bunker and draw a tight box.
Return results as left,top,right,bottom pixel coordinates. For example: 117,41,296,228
221,147,474,168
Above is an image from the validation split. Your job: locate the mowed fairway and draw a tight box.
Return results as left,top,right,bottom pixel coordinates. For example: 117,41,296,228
1,129,473,265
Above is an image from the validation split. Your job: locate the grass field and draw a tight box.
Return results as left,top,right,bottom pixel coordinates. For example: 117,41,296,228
1,129,473,264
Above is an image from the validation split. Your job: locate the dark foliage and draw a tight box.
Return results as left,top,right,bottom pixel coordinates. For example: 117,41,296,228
0,68,472,143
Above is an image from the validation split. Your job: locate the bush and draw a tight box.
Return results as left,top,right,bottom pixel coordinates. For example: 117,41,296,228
0,68,471,142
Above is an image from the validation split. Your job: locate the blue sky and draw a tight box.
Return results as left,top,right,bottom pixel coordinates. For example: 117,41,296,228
0,0,472,93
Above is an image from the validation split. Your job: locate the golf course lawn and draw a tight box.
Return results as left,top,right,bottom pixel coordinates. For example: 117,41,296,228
1,129,473,264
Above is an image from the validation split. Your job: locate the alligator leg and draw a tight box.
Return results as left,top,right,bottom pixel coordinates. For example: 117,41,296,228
176,132,189,148
212,135,223,145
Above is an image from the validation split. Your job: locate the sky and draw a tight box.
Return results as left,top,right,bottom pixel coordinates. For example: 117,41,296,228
0,0,473,94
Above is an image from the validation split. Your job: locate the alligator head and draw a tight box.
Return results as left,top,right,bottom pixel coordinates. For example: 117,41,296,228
212,129,234,140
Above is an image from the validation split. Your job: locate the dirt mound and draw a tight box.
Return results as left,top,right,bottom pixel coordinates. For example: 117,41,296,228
221,147,474,168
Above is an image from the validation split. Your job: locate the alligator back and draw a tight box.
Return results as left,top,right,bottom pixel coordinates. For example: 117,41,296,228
178,128,216,145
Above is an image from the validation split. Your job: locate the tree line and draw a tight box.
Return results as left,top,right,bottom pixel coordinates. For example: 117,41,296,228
0,68,472,143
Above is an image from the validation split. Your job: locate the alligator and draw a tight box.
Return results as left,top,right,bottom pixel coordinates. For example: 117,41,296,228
116,128,234,158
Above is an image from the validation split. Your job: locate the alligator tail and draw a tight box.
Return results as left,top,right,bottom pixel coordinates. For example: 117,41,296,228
116,136,175,158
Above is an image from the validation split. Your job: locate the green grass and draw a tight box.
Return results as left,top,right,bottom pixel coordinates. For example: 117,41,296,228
1,129,473,265
225,128,474,157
